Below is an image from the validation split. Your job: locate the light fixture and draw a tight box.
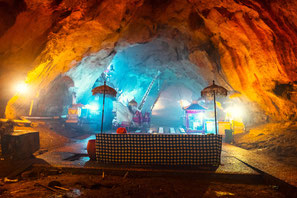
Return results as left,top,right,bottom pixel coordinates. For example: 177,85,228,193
225,105,244,120
85,103,99,111
179,99,191,108
15,82,29,94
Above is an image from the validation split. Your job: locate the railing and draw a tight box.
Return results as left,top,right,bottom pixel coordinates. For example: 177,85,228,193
138,71,161,111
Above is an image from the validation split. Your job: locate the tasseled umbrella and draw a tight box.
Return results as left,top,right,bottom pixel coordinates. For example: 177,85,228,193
201,80,227,135
92,81,117,134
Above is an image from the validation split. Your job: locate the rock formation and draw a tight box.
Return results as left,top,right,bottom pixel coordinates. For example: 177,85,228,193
0,0,297,125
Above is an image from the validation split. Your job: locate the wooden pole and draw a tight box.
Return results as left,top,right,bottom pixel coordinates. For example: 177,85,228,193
101,81,106,134
186,112,189,132
214,90,218,135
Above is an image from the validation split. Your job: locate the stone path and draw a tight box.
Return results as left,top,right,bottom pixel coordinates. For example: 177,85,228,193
222,143,297,188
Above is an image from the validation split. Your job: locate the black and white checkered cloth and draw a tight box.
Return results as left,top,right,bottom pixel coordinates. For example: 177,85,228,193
96,134,222,166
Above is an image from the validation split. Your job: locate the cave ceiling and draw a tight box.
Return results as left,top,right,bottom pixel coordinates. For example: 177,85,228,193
0,0,297,123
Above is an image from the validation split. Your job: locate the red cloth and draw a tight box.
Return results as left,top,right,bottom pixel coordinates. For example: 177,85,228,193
116,127,127,134
87,139,96,160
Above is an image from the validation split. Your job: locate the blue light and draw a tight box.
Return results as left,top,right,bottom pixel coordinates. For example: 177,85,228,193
85,103,99,112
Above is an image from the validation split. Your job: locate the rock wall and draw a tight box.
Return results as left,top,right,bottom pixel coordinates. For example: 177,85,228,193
0,0,296,123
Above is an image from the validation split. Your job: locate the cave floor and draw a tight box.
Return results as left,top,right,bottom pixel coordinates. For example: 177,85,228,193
234,122,297,167
0,140,293,198
35,140,258,176
0,171,286,198
34,140,297,188
1,121,296,197
31,123,297,191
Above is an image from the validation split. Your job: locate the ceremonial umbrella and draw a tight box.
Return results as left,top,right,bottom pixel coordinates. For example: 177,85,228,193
92,81,117,134
201,81,227,135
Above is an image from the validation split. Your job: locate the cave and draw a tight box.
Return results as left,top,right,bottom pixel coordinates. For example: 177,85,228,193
67,36,211,129
22,29,234,132
0,0,297,136
1,0,297,192
2,0,296,124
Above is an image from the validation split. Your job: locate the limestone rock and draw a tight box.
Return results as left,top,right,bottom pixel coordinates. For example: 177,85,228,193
0,0,296,123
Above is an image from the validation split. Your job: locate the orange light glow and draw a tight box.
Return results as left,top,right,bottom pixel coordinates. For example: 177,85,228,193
15,82,29,94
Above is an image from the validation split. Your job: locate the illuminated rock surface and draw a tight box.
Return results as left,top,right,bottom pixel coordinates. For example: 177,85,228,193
0,0,297,124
